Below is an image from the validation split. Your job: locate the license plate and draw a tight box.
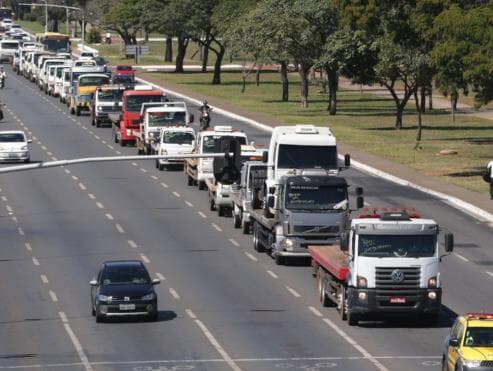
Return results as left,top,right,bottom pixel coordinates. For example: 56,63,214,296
390,297,406,304
8,154,18,158
119,304,135,311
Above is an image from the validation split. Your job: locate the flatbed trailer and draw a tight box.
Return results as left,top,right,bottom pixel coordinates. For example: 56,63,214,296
184,158,208,190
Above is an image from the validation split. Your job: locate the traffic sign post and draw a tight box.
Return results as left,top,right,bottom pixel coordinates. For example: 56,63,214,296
125,44,149,64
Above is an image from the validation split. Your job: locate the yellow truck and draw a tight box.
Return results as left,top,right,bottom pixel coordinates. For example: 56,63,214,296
69,73,110,116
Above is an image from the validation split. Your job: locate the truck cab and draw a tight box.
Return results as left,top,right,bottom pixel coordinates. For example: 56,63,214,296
53,63,71,97
69,73,110,116
155,127,196,170
39,58,65,92
91,84,125,127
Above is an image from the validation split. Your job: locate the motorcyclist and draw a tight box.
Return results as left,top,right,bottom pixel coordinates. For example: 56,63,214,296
198,99,211,130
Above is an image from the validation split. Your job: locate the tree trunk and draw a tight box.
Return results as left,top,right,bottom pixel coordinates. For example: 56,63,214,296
428,85,433,110
165,37,173,62
144,29,149,42
175,36,188,73
202,44,209,73
327,68,338,116
280,61,289,102
212,44,225,85
256,65,261,86
414,88,423,144
420,86,426,113
298,64,311,108
451,93,458,123
395,106,404,129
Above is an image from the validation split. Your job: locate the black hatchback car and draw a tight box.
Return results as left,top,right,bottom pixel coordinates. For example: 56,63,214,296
90,260,160,322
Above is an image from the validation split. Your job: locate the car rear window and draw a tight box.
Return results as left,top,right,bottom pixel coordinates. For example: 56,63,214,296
0,133,25,142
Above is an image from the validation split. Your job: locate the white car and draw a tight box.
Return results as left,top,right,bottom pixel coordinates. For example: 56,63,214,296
0,131,31,162
155,127,196,171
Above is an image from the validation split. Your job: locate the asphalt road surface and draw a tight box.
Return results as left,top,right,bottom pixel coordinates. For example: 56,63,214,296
0,66,492,371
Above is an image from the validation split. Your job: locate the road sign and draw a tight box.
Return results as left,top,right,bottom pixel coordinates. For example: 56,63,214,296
125,45,149,56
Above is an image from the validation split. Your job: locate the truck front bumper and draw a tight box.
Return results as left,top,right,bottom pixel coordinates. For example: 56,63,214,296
347,287,442,316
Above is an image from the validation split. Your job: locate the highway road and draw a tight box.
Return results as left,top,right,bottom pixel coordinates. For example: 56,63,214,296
0,65,492,371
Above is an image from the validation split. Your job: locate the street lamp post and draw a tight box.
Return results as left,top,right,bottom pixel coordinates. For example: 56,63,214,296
40,0,48,33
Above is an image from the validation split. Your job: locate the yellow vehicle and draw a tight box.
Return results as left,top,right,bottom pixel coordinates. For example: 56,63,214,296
442,313,493,371
69,73,110,116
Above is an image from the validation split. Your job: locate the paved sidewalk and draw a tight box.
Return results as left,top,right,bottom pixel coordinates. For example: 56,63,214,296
139,72,493,218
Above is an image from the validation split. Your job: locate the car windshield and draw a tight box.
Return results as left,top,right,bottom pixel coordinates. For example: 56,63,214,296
163,131,194,144
0,133,25,142
278,144,338,170
112,74,134,84
202,135,246,153
463,327,493,347
358,234,436,258
285,184,348,211
101,266,150,285
148,111,186,126
79,76,109,86
1,42,18,49
98,90,122,101
125,95,166,112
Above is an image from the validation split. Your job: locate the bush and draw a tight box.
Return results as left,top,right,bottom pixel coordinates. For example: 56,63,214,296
87,27,102,44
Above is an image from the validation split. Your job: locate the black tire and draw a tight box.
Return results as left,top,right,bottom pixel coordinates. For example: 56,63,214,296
198,181,205,190
242,221,250,234
95,307,104,323
91,305,95,316
76,107,81,116
253,223,264,252
96,119,101,128
114,133,119,143
347,311,359,326
148,312,158,322
233,213,241,228
70,106,75,115
441,358,448,371
120,139,126,147
155,159,159,169
91,117,95,126
263,200,273,218
218,206,225,217
274,254,284,265
187,175,193,186
158,164,165,171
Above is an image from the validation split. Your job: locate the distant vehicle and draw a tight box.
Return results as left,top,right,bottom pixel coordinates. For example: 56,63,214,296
0,39,19,63
94,56,108,71
110,73,134,89
154,126,196,171
0,130,32,163
80,50,96,58
0,8,13,21
114,64,134,75
36,32,71,54
90,260,160,322
442,313,493,371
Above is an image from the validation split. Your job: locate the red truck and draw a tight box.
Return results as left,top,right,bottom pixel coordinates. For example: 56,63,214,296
110,85,167,146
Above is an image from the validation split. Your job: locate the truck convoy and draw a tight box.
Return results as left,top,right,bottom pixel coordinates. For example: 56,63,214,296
310,209,454,325
154,126,196,171
69,73,110,116
91,84,126,127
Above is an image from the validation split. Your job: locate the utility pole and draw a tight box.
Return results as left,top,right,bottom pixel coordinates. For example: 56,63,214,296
66,7,69,36
41,0,48,32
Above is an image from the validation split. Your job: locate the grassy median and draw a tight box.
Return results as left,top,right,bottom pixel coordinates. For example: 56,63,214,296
142,71,492,195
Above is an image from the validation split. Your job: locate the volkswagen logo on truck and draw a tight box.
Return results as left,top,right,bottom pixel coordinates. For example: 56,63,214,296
391,269,405,283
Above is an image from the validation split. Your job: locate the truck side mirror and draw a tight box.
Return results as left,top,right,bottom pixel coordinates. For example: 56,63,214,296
262,151,268,163
444,232,454,253
448,338,459,347
189,114,194,123
356,196,364,209
340,232,349,252
344,154,351,167
267,195,275,208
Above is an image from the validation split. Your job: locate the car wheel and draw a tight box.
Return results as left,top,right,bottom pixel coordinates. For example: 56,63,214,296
91,305,96,316
198,181,205,190
159,164,165,171
274,254,284,265
218,206,225,217
95,307,104,323
148,312,158,322
96,119,101,128
24,157,30,163
76,107,81,116
70,106,75,115
242,220,250,234
233,213,241,228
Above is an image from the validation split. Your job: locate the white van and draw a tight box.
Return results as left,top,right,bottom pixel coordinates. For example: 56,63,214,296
0,39,19,63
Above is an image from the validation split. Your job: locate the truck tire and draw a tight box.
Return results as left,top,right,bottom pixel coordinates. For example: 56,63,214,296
242,220,250,234
198,181,205,190
339,288,347,321
218,206,225,217
263,201,273,218
233,213,241,228
347,311,359,326
70,106,75,115
158,163,165,171
187,175,193,186
252,223,265,252
91,117,95,126
96,119,101,128
274,254,284,265
76,107,81,116
320,280,331,307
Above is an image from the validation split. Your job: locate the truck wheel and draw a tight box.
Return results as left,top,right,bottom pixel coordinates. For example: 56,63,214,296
91,117,95,126
96,119,101,128
347,312,359,326
198,181,205,190
274,254,284,265
242,221,250,234
187,176,193,186
233,213,241,228
218,206,225,217
252,223,265,252
76,107,81,116
120,139,126,147
114,133,119,143
70,106,75,115
338,288,347,321
158,164,165,171
263,201,273,218
320,279,331,307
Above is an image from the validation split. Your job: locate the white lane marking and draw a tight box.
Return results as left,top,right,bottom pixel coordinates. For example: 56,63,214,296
25,242,32,251
161,182,169,188
47,151,52,156
454,253,469,262
185,309,197,319
65,169,71,174
172,191,181,197
41,145,47,150
6,204,12,212
78,183,86,190
96,202,104,209
41,275,49,284
198,211,207,218
32,136,37,140
49,290,58,302
244,252,258,262
285,286,301,298
140,168,147,173
322,318,388,371
1,196,6,201
105,213,114,221
94,135,100,140
211,223,222,232
185,200,194,207
88,193,96,199
169,288,180,299
140,253,150,263
266,270,278,279
115,224,125,234
32,257,40,266
128,240,138,248
308,306,323,317
150,175,158,180
108,145,114,150
89,131,93,135
11,216,18,223
52,156,58,161
229,238,239,247
59,312,94,371
18,227,25,236
131,162,138,166
116,150,122,155
82,126,87,131
194,319,242,371
486,271,493,277
156,273,166,281
72,175,79,181
101,140,106,144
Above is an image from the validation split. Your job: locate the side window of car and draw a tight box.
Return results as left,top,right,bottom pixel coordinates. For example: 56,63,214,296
97,266,104,283
450,319,460,339
456,323,465,344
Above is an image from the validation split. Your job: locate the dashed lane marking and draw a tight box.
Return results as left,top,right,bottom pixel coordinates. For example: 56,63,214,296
71,175,79,181
11,216,17,223
49,290,58,302
128,240,138,248
244,252,258,262
94,135,100,140
267,270,278,279
140,253,150,264
96,202,104,209
25,242,32,251
115,224,125,234
198,211,207,218
156,273,166,281
150,175,158,180
172,191,181,197
169,288,180,299
52,156,58,161
18,227,25,236
131,162,138,167
140,168,147,173
107,145,114,150
116,150,121,155
64,169,71,174
454,253,469,262
78,183,86,190
1,196,7,201
285,286,301,298
229,238,239,247
41,275,49,284
88,193,96,199
487,271,493,277
58,312,93,371
6,204,12,212
32,257,40,266
211,223,222,232
101,140,106,144
105,213,114,221
160,182,169,188
186,309,197,319
41,145,47,150
308,306,323,317
185,200,194,207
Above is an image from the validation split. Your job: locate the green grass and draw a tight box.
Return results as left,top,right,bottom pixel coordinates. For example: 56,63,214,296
142,71,492,195
16,20,47,34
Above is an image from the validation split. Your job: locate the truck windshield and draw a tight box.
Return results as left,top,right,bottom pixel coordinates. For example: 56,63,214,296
278,144,338,169
148,111,186,126
98,90,122,101
125,95,166,112
79,76,109,86
358,234,436,258
1,42,18,49
163,131,194,144
202,135,247,153
285,184,347,210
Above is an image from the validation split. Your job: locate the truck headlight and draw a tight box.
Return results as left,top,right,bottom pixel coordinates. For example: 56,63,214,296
141,293,155,300
464,360,482,368
98,106,103,111
357,276,367,288
281,238,295,251
160,149,167,155
428,277,437,288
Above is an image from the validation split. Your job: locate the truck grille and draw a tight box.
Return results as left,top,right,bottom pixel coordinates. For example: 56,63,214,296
293,225,339,234
481,361,493,367
375,267,420,290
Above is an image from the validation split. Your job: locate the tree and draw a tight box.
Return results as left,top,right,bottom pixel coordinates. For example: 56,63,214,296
100,0,142,45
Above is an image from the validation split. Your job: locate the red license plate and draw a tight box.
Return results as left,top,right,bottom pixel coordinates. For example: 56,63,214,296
390,297,406,304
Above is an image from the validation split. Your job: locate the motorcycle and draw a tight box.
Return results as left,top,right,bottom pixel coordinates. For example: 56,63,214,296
199,108,211,131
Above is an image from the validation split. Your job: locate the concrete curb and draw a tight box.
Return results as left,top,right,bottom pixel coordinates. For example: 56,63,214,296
136,76,493,224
